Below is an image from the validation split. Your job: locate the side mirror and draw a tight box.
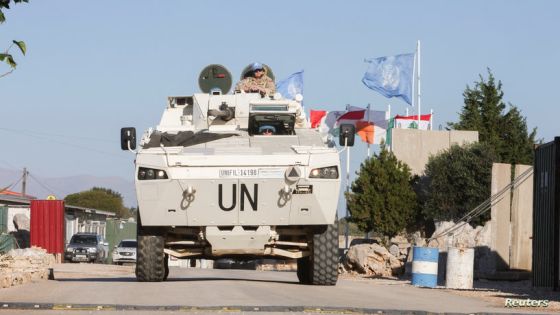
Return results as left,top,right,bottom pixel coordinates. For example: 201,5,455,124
339,124,355,147
120,127,137,151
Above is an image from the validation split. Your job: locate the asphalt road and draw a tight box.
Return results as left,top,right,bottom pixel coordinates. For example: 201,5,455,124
0,264,545,314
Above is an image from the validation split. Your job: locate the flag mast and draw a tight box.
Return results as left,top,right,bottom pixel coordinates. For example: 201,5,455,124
344,104,351,249
417,40,421,126
367,103,371,157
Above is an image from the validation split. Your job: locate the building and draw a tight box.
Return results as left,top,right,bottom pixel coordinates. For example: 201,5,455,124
0,190,116,242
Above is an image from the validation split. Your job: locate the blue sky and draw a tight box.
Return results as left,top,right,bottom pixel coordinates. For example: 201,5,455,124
1,1,559,203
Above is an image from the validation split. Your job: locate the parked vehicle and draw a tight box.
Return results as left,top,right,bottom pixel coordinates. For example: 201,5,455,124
64,233,108,263
112,239,137,265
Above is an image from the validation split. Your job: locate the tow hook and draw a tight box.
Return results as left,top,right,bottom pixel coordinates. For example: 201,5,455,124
183,185,196,202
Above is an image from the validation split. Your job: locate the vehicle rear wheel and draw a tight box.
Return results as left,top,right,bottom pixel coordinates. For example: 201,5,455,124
135,216,166,282
298,222,339,286
296,257,311,284
164,254,170,280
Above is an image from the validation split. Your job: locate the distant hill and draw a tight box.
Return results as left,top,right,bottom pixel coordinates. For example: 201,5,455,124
0,168,137,207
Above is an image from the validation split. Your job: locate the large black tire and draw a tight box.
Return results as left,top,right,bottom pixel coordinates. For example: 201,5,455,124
296,257,311,284
136,235,166,282
297,223,339,285
164,254,170,280
135,215,166,282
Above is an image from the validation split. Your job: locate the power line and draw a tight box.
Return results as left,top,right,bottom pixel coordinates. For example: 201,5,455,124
0,128,129,160
0,127,114,143
429,167,533,241
28,172,67,197
0,174,23,193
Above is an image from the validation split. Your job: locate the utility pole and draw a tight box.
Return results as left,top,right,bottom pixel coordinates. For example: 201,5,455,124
22,167,28,196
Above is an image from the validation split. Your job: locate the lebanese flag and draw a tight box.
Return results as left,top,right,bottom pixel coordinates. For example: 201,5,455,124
310,110,327,128
394,114,432,130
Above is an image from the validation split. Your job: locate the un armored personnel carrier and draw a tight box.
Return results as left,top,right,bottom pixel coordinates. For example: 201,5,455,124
120,64,354,285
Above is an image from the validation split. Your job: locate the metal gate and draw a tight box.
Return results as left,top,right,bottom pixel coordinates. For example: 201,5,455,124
532,137,560,290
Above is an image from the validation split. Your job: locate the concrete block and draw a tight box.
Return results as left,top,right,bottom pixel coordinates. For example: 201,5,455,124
449,130,478,146
510,164,533,271
391,129,479,175
490,163,511,270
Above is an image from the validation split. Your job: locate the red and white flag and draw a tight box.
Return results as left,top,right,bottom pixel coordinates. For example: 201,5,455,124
309,110,327,128
393,114,432,130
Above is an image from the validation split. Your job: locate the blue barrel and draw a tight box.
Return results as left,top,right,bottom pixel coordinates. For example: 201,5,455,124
411,246,439,288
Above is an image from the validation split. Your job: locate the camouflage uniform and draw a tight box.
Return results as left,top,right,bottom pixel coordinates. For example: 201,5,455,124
235,75,276,95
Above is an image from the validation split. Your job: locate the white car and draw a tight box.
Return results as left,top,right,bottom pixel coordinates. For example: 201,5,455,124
112,239,137,265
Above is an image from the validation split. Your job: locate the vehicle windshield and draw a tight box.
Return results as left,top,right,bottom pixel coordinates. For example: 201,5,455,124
70,235,97,245
119,241,137,248
249,113,296,136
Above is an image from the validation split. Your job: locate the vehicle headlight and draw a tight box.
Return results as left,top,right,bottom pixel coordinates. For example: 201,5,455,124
138,167,168,180
88,247,98,253
112,249,118,256
309,166,338,179
65,247,74,253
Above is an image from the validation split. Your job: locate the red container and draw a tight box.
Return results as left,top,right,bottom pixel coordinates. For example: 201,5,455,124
30,200,65,254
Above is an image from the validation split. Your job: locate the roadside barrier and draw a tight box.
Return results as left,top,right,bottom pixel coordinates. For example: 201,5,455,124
411,246,439,288
446,247,474,289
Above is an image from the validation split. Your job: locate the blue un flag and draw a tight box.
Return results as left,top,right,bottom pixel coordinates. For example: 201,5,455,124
362,53,414,105
277,70,304,100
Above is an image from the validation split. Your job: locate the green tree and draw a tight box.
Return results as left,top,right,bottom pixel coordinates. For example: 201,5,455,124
420,142,497,225
346,148,417,237
64,187,130,218
449,69,536,165
1,0,28,78
338,217,363,236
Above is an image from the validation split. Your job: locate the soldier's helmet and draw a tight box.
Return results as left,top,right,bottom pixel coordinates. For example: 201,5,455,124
250,62,264,72
258,125,276,135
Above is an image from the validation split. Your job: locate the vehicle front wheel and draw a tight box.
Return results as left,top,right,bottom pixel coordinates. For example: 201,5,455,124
297,223,339,286
136,234,166,282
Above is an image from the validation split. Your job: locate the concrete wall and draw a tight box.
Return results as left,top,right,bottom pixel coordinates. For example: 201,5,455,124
491,163,512,270
391,129,479,175
510,164,533,271
490,163,534,271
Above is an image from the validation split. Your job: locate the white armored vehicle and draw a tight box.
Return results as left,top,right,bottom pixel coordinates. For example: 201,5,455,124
120,64,355,285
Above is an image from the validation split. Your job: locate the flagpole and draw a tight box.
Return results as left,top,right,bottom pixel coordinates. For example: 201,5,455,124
387,104,392,152
417,40,421,126
345,138,350,250
367,103,371,157
344,104,350,250
430,108,434,130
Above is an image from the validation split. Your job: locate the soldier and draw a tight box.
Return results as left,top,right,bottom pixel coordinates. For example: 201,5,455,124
258,125,276,136
235,62,276,96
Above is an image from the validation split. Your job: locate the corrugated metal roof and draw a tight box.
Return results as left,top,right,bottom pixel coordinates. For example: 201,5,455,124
64,204,117,217
1,195,117,217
